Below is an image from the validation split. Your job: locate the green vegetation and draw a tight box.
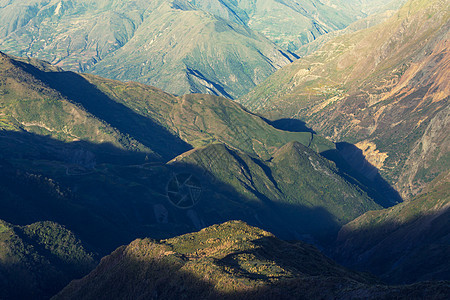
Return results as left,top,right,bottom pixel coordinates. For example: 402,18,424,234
0,51,384,298
0,219,95,300
170,142,380,243
53,221,450,300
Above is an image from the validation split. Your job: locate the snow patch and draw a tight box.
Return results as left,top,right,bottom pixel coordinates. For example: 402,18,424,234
55,2,62,15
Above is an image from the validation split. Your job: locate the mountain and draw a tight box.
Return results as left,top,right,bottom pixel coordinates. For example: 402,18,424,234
169,142,381,244
53,221,450,300
240,0,450,199
0,219,95,300
333,171,450,284
0,50,332,161
0,0,405,98
184,0,406,53
0,51,380,248
0,0,295,99
0,51,388,297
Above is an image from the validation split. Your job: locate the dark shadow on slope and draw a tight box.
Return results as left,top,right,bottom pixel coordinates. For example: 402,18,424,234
12,60,192,161
186,67,234,99
0,129,347,299
0,130,340,250
331,206,450,284
1,226,96,300
258,116,401,207
263,117,317,134
2,130,448,299
168,162,341,246
321,142,402,208
52,236,450,300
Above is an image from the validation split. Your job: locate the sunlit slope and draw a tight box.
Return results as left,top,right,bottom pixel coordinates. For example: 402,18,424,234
241,0,449,198
0,0,294,98
0,51,331,162
53,221,450,300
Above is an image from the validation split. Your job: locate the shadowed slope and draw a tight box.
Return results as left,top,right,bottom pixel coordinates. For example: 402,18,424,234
333,172,450,284
0,219,95,300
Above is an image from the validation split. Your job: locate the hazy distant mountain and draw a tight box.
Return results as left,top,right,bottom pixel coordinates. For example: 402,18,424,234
185,0,406,52
0,0,403,98
240,0,449,198
0,0,294,98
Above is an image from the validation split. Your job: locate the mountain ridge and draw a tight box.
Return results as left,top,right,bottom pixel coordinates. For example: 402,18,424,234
240,0,449,198
53,221,450,300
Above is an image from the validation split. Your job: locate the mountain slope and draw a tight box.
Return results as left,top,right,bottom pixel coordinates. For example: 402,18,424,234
53,221,450,300
0,50,373,247
0,219,95,300
169,142,381,244
0,0,295,98
333,171,450,284
240,0,450,198
182,0,406,53
0,50,332,162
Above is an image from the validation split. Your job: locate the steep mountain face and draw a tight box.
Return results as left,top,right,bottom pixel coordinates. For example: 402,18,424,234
0,0,294,99
170,142,381,244
0,51,375,249
240,0,449,198
53,221,450,300
333,171,450,284
0,219,95,300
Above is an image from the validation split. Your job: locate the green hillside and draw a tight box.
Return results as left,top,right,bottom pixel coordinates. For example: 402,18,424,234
240,0,449,198
53,221,450,300
0,50,334,161
0,219,95,300
0,51,388,298
169,142,381,243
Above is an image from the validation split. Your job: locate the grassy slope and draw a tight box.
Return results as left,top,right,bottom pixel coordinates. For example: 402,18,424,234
0,51,153,154
1,50,333,162
169,142,380,243
83,73,334,159
240,0,449,198
53,221,450,300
